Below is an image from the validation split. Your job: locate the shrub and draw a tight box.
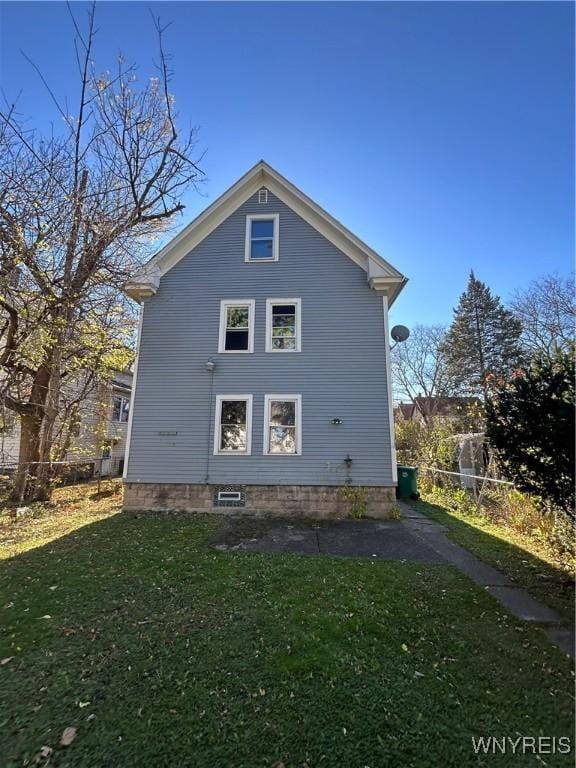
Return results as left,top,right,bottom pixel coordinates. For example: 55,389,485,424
419,477,574,571
486,345,575,517
395,419,457,471
339,485,367,519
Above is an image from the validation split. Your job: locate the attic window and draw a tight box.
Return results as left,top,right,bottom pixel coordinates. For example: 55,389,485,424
245,214,279,262
258,189,268,204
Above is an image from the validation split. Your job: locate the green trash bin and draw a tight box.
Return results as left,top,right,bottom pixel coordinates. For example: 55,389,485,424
396,465,419,499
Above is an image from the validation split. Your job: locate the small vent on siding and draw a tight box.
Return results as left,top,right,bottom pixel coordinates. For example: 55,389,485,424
258,189,268,204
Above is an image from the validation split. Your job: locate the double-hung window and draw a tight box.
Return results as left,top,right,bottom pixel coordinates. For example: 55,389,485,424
218,300,255,353
264,395,302,455
266,299,301,352
214,395,253,455
245,214,279,262
112,395,130,423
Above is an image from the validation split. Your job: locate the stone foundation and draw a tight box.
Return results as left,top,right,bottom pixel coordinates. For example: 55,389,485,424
123,482,397,519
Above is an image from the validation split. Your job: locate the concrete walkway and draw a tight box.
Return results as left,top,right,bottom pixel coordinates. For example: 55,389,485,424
212,506,574,657
398,502,574,657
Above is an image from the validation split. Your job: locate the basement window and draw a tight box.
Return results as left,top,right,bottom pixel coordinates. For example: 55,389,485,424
213,486,246,507
217,490,242,503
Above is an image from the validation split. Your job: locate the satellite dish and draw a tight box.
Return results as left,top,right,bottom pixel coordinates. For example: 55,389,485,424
391,325,410,343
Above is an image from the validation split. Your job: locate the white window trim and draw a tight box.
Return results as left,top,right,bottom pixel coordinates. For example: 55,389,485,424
213,395,253,456
112,394,130,423
245,213,280,262
265,298,302,353
218,299,255,354
263,394,302,456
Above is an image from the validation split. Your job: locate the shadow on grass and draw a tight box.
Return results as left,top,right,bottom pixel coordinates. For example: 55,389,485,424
0,510,574,768
413,498,575,624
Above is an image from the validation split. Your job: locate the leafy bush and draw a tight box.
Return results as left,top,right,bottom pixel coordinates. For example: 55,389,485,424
419,476,574,568
395,419,457,471
339,485,367,519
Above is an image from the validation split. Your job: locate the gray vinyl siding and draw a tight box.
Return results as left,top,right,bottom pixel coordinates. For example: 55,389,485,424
127,190,394,486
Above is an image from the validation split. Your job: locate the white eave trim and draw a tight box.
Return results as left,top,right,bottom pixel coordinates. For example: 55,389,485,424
125,161,407,303
125,264,161,302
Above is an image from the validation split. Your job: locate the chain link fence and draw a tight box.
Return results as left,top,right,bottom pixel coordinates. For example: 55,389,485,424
0,458,119,503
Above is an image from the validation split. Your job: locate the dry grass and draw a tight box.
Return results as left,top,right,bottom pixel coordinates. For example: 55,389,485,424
0,480,123,560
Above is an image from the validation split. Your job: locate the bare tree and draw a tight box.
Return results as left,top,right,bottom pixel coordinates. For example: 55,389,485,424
510,273,575,361
391,324,456,422
0,3,204,501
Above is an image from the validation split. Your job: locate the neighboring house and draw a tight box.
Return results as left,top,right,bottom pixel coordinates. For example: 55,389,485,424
396,396,482,426
394,402,416,421
0,370,132,478
123,161,407,517
101,370,133,477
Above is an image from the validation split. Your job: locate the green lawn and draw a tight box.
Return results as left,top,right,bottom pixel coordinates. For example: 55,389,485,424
412,498,575,625
0,484,574,767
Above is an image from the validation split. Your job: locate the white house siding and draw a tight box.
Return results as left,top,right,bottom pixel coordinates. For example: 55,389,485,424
0,371,132,476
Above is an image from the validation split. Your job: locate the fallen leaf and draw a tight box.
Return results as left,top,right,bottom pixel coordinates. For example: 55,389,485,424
38,615,52,620
401,643,409,652
1,657,14,665
60,727,77,747
40,745,53,758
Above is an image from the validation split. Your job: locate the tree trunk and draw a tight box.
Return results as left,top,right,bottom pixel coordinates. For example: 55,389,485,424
34,362,62,500
11,411,43,503
10,351,60,503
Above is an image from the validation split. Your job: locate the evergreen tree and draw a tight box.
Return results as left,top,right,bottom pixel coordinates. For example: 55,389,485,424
443,271,522,395
485,345,575,518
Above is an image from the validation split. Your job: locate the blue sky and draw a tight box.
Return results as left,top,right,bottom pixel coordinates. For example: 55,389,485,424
0,1,573,328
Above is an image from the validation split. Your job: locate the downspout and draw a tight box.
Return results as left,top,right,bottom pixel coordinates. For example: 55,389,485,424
204,360,216,483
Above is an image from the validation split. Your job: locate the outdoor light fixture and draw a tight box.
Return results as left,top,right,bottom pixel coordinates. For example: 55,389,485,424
331,418,344,425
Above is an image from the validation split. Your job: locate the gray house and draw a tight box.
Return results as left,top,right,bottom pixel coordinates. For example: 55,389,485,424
123,161,407,517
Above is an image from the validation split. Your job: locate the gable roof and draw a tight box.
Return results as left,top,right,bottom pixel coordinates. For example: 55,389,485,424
395,402,416,420
413,396,483,419
125,160,408,303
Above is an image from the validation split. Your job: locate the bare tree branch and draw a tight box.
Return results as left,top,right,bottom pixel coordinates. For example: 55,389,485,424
0,4,204,501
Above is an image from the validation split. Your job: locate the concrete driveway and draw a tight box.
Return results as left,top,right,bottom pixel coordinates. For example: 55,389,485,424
213,516,445,563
